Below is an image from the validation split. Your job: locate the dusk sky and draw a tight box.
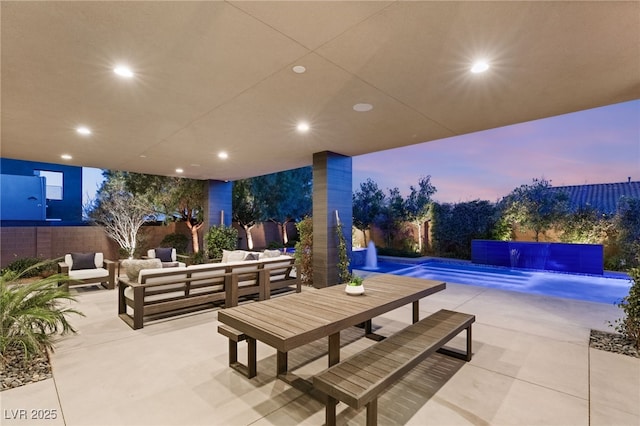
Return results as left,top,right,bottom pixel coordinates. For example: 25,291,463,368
84,100,639,206
353,100,640,204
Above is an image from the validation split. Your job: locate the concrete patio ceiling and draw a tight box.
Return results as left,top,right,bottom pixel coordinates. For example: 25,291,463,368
2,1,639,181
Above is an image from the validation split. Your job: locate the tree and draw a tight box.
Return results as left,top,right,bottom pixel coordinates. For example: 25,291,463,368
352,179,386,244
377,187,405,247
430,200,498,259
559,205,612,244
86,171,156,258
233,179,261,250
405,176,437,253
123,174,206,254
251,167,312,245
499,178,569,241
613,197,640,268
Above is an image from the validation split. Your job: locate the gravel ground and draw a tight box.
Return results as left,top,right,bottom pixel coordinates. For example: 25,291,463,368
1,346,52,391
590,329,639,358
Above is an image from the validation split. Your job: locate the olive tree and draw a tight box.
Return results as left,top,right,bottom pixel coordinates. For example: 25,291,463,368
404,176,437,253
499,178,569,241
352,178,385,245
233,179,261,250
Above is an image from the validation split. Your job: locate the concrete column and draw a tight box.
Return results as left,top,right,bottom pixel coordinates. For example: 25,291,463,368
312,151,352,288
206,180,232,227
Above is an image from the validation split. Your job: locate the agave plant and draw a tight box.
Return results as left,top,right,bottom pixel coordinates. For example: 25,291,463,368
1,261,84,364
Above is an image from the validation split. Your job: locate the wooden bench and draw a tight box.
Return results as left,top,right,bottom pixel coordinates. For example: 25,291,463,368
313,309,475,426
217,324,257,378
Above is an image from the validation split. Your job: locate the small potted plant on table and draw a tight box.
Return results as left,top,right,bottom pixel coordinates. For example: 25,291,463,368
345,275,365,295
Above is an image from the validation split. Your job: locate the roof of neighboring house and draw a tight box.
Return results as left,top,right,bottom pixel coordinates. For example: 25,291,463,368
552,181,640,215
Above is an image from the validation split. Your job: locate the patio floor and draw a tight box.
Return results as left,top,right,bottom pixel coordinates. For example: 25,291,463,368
2,276,639,425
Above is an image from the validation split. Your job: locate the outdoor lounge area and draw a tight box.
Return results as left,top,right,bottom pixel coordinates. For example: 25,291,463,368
3,271,638,426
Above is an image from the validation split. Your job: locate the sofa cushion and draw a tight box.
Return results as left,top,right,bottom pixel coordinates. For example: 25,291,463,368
222,250,248,263
260,249,281,259
162,261,180,268
71,252,97,270
122,258,162,281
155,247,174,262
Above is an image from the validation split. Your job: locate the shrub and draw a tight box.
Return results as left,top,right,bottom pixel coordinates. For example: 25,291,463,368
336,221,350,284
294,217,313,286
2,257,58,279
1,261,84,363
610,268,640,350
205,225,238,260
189,250,208,265
160,232,189,254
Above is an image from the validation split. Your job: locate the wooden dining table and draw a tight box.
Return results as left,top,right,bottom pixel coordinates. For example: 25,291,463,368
217,273,446,385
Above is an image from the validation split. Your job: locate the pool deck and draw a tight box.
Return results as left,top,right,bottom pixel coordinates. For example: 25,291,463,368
2,275,639,425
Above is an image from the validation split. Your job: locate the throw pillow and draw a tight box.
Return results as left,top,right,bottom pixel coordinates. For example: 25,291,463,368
244,253,260,261
71,252,97,270
155,247,174,262
122,259,162,281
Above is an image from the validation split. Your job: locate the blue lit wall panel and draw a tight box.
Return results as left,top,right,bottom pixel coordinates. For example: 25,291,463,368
471,240,604,275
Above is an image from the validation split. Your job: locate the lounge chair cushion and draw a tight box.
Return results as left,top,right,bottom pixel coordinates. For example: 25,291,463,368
154,247,174,262
71,252,97,270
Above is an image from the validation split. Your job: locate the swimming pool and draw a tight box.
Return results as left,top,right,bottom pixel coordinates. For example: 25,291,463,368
355,260,632,304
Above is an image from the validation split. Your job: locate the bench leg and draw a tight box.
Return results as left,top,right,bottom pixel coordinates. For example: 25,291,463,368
366,398,378,426
247,337,257,378
465,324,472,362
326,396,337,426
228,339,238,365
412,300,419,323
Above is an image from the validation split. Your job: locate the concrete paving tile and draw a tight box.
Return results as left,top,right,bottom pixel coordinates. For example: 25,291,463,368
1,379,64,426
470,323,589,398
589,347,640,417
406,362,588,426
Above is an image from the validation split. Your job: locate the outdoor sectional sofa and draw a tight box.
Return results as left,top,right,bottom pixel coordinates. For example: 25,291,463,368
118,250,300,329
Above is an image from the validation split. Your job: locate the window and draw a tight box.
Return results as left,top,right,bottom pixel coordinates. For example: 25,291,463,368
35,170,63,200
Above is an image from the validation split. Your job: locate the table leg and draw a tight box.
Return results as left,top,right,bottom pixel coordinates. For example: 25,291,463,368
413,300,419,323
277,350,288,375
328,332,340,367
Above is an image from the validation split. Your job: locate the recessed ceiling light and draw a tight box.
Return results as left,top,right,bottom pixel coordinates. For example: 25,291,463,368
297,122,310,133
114,65,134,78
140,155,147,158
471,61,489,74
175,168,183,174
218,152,228,160
76,126,91,135
292,65,306,74
61,154,72,160
353,103,373,112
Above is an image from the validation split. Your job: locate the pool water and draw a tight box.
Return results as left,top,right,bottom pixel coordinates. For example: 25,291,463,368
356,260,631,304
